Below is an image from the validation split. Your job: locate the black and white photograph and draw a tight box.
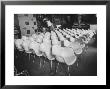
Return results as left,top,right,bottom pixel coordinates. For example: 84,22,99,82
14,14,97,76
3,3,107,85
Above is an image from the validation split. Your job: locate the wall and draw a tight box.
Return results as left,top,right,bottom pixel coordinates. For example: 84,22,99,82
17,14,37,37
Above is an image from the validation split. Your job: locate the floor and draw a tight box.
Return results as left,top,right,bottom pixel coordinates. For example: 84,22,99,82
14,45,97,76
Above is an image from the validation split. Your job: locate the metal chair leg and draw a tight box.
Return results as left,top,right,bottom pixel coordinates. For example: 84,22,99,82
67,65,70,76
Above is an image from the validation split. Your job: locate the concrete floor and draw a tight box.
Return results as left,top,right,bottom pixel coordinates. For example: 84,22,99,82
14,46,97,76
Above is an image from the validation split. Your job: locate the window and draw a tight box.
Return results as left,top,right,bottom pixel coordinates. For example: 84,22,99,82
35,29,37,32
27,30,30,34
25,22,29,25
34,22,36,25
